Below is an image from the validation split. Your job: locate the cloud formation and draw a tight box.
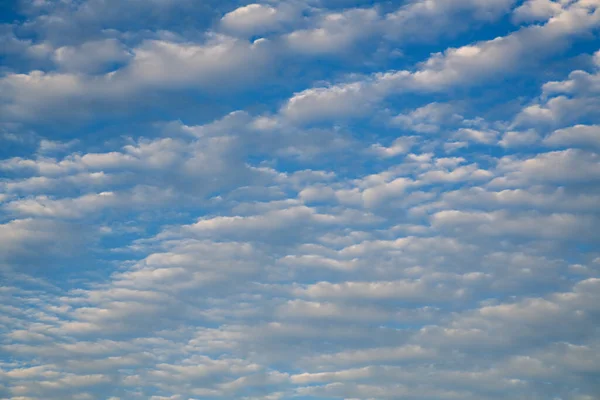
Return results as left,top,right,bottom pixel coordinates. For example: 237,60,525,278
1,0,599,399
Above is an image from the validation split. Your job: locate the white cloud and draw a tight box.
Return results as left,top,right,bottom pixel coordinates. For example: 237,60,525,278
0,218,88,270
431,209,597,240
385,0,517,40
286,8,380,54
369,136,416,158
52,39,131,73
514,51,600,128
513,0,563,23
491,149,600,186
282,81,380,123
293,278,465,302
221,4,280,34
453,128,498,144
304,345,437,367
0,35,273,121
544,124,600,148
392,102,463,134
498,129,540,147
4,192,118,219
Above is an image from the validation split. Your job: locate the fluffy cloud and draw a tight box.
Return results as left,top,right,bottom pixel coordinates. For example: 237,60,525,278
0,36,273,121
514,50,600,128
544,124,600,148
221,4,280,34
285,8,381,54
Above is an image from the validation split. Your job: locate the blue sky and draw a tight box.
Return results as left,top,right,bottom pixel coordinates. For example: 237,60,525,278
1,0,600,399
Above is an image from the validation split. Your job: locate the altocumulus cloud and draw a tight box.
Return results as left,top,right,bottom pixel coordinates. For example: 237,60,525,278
1,0,600,399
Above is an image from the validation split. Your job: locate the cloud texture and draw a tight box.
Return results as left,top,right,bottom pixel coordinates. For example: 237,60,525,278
1,0,600,399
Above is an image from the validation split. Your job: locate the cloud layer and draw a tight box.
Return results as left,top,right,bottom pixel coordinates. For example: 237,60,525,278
1,1,600,399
